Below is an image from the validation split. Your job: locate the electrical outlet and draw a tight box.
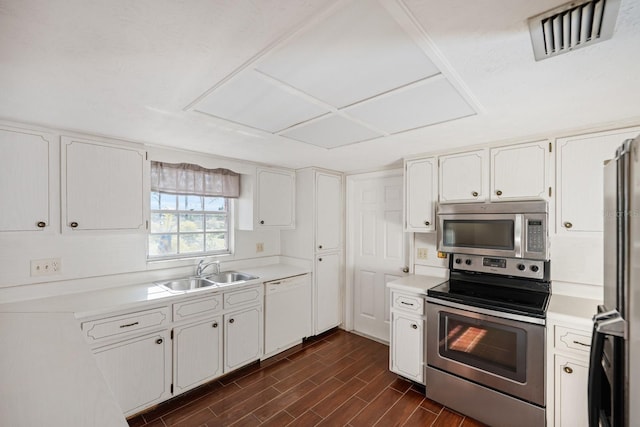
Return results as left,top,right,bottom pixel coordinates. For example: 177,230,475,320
256,242,264,253
417,248,428,260
30,258,62,277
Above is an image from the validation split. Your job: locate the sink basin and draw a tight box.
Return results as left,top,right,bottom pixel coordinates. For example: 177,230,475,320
205,271,259,285
156,277,217,293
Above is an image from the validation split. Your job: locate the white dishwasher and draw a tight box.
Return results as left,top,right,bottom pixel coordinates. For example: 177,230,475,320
264,274,312,357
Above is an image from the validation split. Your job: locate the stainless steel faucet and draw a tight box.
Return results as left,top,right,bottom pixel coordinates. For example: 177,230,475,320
196,259,220,277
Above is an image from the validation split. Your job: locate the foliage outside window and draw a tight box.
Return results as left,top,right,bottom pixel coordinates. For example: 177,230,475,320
148,162,239,260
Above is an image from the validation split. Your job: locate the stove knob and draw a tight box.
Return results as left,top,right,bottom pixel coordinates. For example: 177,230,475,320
465,259,472,265
517,264,526,271
530,265,539,272
455,258,462,264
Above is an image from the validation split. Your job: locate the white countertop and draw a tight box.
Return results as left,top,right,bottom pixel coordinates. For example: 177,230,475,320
0,263,310,319
386,274,447,295
547,293,601,327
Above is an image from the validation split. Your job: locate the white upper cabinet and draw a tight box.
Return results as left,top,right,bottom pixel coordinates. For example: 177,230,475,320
245,167,295,229
315,172,342,252
439,149,487,203
62,137,147,232
490,141,549,201
405,157,437,232
556,127,640,234
0,126,55,232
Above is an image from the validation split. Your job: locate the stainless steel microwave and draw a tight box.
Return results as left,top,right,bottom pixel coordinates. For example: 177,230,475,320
437,201,549,260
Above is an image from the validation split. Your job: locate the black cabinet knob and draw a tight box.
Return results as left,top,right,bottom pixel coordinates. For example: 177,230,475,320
260,220,265,225
229,318,235,324
212,322,218,328
156,338,163,345
37,221,46,228
70,222,79,228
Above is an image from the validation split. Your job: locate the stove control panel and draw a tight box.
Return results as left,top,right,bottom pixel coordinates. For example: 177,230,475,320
451,254,546,280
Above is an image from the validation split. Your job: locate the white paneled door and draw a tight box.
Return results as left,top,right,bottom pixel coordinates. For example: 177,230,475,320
348,170,408,342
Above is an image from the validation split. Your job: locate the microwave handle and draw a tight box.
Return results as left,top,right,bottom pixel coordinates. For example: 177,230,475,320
514,215,523,258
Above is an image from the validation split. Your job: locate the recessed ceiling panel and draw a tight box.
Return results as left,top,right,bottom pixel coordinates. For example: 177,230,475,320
194,72,328,133
255,0,440,108
281,114,382,148
344,77,476,134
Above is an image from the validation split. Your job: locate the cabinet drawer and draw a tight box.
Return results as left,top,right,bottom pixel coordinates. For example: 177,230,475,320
82,307,170,343
392,292,424,315
554,325,592,355
224,285,263,309
173,294,223,322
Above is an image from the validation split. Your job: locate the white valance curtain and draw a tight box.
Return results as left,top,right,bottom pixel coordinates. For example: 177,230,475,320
150,161,240,198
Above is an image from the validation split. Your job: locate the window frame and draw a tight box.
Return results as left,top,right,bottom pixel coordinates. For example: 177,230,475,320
147,191,234,261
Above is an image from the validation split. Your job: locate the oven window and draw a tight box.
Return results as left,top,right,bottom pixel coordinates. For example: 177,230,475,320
439,312,526,383
442,220,514,250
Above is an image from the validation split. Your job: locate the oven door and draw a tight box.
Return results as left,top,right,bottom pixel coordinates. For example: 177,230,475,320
437,213,521,259
426,299,545,406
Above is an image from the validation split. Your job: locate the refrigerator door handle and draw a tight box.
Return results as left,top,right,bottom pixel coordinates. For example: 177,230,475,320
588,321,607,427
594,310,627,338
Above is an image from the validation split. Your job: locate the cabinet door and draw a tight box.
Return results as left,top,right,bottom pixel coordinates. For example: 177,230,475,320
557,127,640,233
390,312,424,384
93,331,171,416
224,306,262,372
256,168,295,228
315,172,342,252
315,252,341,334
491,141,549,201
0,127,53,232
63,137,147,232
439,150,487,203
554,354,588,427
405,158,437,232
173,316,223,394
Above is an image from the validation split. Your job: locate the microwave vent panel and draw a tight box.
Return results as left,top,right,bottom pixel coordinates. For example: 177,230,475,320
528,0,621,61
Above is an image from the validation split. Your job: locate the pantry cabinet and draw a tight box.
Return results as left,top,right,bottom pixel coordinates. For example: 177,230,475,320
404,157,437,232
173,315,223,394
0,126,55,232
62,137,147,232
490,141,549,201
315,252,342,333
93,330,172,416
439,149,487,203
556,126,640,234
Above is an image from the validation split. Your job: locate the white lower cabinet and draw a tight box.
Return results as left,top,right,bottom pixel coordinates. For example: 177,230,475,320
390,312,424,383
547,314,592,427
389,290,426,384
173,315,223,394
315,252,342,334
224,305,262,372
93,330,172,416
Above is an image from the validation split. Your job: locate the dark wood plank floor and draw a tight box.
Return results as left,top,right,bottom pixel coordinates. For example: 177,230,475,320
127,329,487,427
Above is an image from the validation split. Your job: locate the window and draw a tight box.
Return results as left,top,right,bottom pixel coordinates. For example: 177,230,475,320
148,162,239,260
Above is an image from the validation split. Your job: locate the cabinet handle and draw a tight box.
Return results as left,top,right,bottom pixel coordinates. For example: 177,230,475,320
259,220,265,225
318,258,323,262
70,222,79,228
411,324,418,329
229,318,235,324
400,301,414,306
573,340,590,347
156,338,163,345
472,191,478,197
496,190,502,196
318,245,323,249
119,321,139,328
212,322,218,328
402,267,409,273
563,222,573,229
563,366,573,374
424,220,430,226
37,221,46,228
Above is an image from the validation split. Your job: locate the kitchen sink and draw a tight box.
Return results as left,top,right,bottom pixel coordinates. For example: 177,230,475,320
205,271,259,285
156,277,218,293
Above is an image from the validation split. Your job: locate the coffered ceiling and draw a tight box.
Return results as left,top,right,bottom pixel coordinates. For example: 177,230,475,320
1,0,639,172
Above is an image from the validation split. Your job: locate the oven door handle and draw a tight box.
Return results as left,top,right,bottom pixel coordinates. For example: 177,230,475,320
588,310,626,427
425,297,546,325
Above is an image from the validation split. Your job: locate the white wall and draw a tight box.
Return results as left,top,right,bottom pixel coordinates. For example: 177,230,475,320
0,122,282,301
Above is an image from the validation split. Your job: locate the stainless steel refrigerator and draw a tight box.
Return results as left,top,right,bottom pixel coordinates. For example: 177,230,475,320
589,136,640,426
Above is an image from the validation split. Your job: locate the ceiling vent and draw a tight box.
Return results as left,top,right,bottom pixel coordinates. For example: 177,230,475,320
528,0,621,61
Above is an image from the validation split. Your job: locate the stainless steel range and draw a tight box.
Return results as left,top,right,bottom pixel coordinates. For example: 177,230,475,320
426,252,550,427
